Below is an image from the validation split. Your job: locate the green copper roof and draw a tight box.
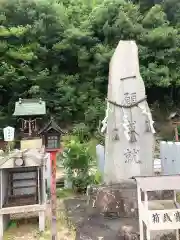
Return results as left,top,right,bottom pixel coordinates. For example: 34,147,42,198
13,98,46,116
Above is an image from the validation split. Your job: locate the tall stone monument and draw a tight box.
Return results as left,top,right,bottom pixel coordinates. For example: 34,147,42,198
102,40,155,183
86,41,156,239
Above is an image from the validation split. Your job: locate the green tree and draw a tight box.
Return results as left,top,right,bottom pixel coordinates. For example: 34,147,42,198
0,0,180,131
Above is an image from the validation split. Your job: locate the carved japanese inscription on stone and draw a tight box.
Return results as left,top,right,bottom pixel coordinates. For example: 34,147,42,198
124,148,141,164
124,92,137,106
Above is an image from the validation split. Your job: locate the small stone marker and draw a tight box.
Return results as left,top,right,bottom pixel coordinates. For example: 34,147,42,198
103,40,155,183
96,144,105,177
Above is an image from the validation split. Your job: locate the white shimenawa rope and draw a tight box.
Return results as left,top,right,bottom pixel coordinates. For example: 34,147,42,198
138,102,156,134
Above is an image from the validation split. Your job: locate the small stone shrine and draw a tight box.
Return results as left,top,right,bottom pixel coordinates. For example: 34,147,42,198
0,148,46,238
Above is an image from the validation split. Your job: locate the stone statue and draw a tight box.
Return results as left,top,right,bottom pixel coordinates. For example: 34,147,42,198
102,40,155,183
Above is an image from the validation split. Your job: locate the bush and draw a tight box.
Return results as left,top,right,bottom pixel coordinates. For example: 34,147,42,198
72,123,91,142
60,136,94,191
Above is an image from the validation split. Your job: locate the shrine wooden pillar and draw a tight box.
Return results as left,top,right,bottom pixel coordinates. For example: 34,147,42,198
175,125,179,141
49,149,59,240
174,122,179,141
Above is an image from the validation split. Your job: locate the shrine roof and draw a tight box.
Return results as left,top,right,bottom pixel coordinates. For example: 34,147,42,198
13,98,46,116
38,117,65,135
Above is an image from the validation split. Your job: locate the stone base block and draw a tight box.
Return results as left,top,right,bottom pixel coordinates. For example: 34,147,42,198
87,180,138,218
87,180,174,218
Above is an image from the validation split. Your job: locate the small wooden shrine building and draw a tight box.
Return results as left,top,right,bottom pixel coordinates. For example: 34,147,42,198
13,98,46,149
13,98,46,139
38,117,64,151
12,98,64,190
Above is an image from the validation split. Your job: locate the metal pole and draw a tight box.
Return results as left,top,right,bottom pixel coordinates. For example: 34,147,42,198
51,152,57,240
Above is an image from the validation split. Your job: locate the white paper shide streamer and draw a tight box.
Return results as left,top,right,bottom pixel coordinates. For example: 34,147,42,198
122,108,130,141
138,102,156,134
101,102,111,133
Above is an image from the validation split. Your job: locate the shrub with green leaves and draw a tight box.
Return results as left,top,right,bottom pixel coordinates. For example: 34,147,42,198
60,137,94,190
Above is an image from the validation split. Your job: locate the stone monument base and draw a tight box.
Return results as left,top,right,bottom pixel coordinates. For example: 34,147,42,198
84,180,175,240
87,180,174,216
63,180,176,240
87,180,138,218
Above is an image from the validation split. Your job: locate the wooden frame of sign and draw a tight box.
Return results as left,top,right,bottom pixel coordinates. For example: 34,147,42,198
135,175,180,240
173,122,180,141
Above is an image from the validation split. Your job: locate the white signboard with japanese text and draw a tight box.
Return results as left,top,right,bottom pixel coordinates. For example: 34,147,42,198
149,209,180,230
3,126,15,142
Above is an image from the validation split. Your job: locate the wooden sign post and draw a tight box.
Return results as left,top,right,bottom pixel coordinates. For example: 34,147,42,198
3,126,15,152
173,122,180,141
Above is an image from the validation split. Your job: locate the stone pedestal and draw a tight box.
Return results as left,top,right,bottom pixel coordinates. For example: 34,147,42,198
87,180,138,219
85,181,176,240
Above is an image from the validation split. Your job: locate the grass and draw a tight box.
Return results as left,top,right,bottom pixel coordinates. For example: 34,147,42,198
56,188,74,199
4,211,76,240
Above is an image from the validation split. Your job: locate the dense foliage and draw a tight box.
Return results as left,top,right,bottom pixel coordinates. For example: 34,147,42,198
0,0,180,131
60,135,101,191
